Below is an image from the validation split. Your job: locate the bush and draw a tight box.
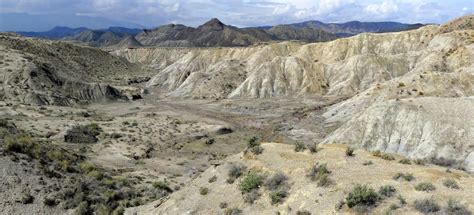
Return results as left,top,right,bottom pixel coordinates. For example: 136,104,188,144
227,162,246,180
269,190,288,205
397,195,407,205
199,187,209,195
346,147,355,156
205,138,215,145
307,163,331,182
346,184,380,208
239,172,265,193
294,142,306,152
414,159,426,165
445,199,472,215
317,174,332,187
224,208,242,215
246,136,263,155
372,151,395,160
362,161,373,166
378,185,396,198
415,182,436,192
153,181,173,193
208,176,217,183
414,198,440,213
296,211,311,215
243,190,260,204
308,143,320,153
381,154,395,161
399,159,412,165
264,172,288,191
443,179,460,189
64,124,102,143
393,173,415,181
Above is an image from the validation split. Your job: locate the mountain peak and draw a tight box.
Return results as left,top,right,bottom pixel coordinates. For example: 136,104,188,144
200,18,225,30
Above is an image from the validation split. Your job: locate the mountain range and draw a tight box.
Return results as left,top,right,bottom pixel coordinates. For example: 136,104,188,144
15,18,424,48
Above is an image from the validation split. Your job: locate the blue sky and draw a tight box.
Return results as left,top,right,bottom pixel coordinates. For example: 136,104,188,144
1,0,473,30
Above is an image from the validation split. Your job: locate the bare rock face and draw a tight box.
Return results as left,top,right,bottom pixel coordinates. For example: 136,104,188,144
0,35,144,105
323,97,474,172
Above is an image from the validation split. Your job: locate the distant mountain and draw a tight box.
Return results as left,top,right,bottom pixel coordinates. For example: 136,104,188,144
0,13,143,32
282,20,424,35
136,18,273,47
17,26,143,47
12,18,425,48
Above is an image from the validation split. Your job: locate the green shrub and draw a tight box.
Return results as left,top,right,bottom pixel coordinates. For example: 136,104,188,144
269,190,288,205
346,147,355,157
346,184,380,208
294,142,306,152
414,198,440,213
239,172,265,193
415,182,436,192
443,179,460,189
317,174,332,187
199,187,209,195
378,185,396,198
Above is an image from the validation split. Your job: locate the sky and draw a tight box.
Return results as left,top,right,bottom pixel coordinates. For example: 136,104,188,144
0,0,473,31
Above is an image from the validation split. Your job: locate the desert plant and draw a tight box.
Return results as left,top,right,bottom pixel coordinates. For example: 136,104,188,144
205,138,215,145
269,190,288,205
199,187,209,195
296,210,311,215
246,136,263,155
227,162,246,180
445,199,472,215
346,147,355,156
64,123,102,143
307,163,331,182
243,190,260,204
443,179,460,189
363,161,373,166
397,195,407,205
346,184,380,208
224,208,242,215
381,154,395,161
414,198,440,214
308,143,320,153
399,159,412,165
294,141,306,152
264,172,288,191
415,182,436,192
414,159,426,165
153,181,173,193
378,185,396,198
239,172,265,193
208,175,217,183
393,173,415,181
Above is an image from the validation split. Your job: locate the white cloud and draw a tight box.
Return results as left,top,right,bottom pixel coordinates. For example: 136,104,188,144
365,0,399,15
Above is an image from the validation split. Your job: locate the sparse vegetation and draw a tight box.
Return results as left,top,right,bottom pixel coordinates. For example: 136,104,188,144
208,175,217,183
199,187,209,195
399,158,412,165
443,179,460,189
153,181,173,193
307,163,332,186
294,141,306,152
269,190,288,205
372,150,395,160
445,199,472,215
346,184,380,208
346,147,355,156
393,173,415,181
205,138,215,145
363,160,373,166
246,136,263,155
415,182,436,192
227,162,246,183
224,208,242,215
378,185,396,198
243,190,260,204
239,172,265,193
64,123,102,143
308,143,320,153
414,198,440,214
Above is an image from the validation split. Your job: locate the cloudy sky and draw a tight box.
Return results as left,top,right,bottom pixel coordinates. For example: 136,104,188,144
1,0,473,30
